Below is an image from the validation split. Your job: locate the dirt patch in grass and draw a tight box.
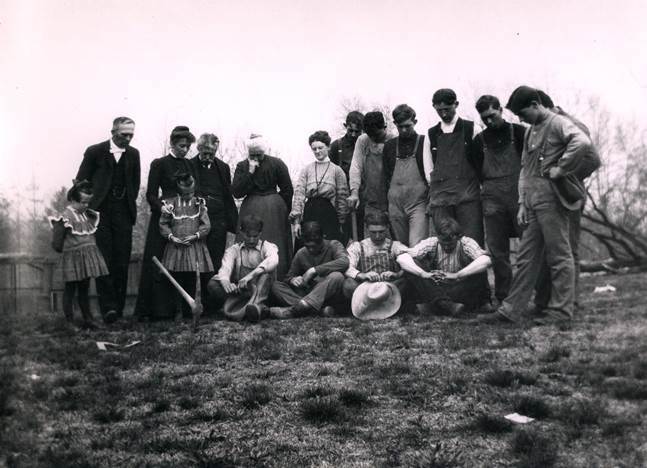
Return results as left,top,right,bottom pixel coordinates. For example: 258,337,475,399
1,272,647,466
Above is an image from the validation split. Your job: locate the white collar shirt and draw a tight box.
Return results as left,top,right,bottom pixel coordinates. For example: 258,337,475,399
440,114,460,134
109,139,126,163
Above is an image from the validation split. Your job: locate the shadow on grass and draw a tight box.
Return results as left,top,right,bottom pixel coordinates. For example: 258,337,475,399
514,394,551,419
473,413,513,434
300,396,345,424
484,368,538,388
511,428,558,468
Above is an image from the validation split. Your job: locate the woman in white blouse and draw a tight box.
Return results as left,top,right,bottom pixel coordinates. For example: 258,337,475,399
290,131,349,248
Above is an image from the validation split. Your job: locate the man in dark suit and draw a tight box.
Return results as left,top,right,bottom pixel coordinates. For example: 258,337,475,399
76,116,141,323
190,133,238,313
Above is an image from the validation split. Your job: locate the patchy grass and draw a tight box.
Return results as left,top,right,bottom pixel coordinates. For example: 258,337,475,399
1,272,647,466
514,394,552,419
484,368,538,387
300,396,345,424
511,428,558,468
240,382,273,409
474,413,513,434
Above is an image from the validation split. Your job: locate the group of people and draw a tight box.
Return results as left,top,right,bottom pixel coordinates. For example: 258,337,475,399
50,85,599,328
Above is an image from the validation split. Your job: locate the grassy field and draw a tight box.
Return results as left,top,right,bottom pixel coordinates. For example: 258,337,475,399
1,272,646,467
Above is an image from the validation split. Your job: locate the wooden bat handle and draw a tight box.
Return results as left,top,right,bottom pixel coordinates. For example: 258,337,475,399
152,256,195,307
351,212,359,242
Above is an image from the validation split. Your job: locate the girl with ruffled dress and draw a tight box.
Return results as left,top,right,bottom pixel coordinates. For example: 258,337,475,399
49,180,107,328
159,173,213,321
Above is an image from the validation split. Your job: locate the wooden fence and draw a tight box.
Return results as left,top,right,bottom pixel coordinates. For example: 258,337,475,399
0,252,143,315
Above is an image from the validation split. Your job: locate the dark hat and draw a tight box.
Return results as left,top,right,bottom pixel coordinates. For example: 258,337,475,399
536,90,555,109
505,86,541,114
170,125,196,144
432,88,457,105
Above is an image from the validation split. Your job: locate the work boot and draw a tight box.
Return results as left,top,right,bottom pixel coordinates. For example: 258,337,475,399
293,299,314,317
476,307,519,324
245,304,263,323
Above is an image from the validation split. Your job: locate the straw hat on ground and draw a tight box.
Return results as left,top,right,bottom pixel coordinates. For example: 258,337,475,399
351,281,401,320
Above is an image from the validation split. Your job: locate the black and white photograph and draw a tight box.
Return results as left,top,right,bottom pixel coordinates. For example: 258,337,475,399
1,0,646,466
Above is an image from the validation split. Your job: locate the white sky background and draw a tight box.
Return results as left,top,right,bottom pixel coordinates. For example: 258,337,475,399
1,0,647,202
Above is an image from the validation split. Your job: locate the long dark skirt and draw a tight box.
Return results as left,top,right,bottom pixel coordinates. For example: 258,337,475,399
134,211,176,320
237,193,292,279
294,197,342,251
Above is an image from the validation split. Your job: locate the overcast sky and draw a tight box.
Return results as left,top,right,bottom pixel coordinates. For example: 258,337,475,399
2,0,646,202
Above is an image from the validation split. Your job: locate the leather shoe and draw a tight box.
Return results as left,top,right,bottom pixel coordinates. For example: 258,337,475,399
245,304,265,323
321,306,336,317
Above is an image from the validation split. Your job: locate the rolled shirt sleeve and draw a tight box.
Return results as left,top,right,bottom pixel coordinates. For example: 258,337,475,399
406,237,437,261
345,241,362,279
258,241,279,273
216,244,239,282
349,135,368,195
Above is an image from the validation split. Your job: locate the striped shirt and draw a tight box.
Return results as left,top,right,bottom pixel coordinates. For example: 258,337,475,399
345,238,407,279
407,236,487,273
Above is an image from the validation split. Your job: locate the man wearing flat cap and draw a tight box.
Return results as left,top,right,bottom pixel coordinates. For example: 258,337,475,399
479,86,591,326
76,117,140,323
532,90,601,315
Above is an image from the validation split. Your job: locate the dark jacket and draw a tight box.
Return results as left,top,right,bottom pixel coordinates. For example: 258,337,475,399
146,154,195,214
76,140,141,224
189,156,238,233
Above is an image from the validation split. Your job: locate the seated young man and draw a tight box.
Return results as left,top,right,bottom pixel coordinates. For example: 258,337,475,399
270,221,349,318
207,214,278,322
396,217,492,315
343,211,407,300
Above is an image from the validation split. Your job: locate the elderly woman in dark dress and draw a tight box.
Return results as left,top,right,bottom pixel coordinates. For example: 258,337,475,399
290,130,349,250
231,134,293,279
134,125,197,320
